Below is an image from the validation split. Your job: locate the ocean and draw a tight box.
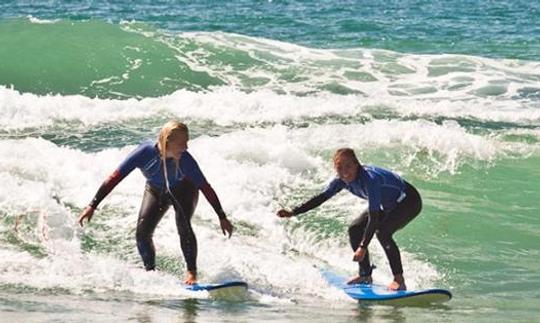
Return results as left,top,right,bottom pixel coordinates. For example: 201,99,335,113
0,1,539,322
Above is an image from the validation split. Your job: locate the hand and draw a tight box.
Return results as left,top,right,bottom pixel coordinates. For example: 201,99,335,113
276,209,294,218
77,206,95,227
220,217,234,238
352,246,367,262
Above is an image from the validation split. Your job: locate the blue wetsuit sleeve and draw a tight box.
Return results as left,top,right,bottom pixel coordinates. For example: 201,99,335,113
181,152,227,219
117,143,150,178
322,178,345,199
367,174,382,213
181,152,207,188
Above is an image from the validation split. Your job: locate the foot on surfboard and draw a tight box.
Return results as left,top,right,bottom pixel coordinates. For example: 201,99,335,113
347,275,373,285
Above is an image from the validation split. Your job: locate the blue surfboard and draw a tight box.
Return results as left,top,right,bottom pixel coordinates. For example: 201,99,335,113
183,280,248,300
322,271,451,305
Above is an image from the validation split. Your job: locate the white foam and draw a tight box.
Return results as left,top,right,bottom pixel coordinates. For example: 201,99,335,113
169,31,540,103
2,28,539,130
0,134,446,301
0,87,162,130
189,121,510,180
27,15,59,24
1,25,535,305
0,247,201,297
2,86,539,134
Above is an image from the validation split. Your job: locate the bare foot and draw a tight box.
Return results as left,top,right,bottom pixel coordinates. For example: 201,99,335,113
184,271,197,285
347,275,372,285
387,280,406,291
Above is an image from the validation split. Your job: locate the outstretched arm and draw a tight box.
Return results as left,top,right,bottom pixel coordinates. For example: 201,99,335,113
277,178,343,218
77,170,124,227
277,193,330,218
77,142,149,227
292,193,330,216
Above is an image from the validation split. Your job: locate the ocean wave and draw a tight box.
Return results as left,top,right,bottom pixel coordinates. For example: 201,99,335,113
0,18,538,100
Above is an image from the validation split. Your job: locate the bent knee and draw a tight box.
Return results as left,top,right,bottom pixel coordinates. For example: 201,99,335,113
348,223,365,236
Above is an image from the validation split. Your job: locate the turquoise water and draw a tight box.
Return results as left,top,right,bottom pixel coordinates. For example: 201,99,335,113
1,0,539,59
1,1,539,322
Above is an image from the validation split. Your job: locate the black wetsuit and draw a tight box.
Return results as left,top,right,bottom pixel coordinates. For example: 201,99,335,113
348,181,421,276
89,140,226,272
292,165,422,277
136,181,199,271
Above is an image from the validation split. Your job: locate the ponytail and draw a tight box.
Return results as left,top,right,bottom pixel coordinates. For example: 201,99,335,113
158,120,189,190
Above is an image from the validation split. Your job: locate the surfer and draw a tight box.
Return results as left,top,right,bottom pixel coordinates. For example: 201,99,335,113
276,148,422,291
78,120,234,285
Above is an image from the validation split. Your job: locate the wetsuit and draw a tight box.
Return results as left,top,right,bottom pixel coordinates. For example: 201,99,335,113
89,140,226,272
291,165,422,277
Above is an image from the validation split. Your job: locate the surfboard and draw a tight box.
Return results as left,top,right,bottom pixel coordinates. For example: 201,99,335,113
322,271,451,305
183,280,248,300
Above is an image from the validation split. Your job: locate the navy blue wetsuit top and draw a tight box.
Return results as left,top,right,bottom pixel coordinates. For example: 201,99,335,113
89,140,226,219
322,165,406,213
117,140,206,189
291,165,407,250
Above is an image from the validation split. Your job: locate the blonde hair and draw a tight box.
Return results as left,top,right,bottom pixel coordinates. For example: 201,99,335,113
333,148,361,167
158,120,189,190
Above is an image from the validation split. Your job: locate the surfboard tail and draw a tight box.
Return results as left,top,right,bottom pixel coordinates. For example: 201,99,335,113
208,284,249,301
184,281,249,301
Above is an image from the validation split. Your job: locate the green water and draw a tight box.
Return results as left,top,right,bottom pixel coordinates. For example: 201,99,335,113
0,19,224,98
1,1,539,322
